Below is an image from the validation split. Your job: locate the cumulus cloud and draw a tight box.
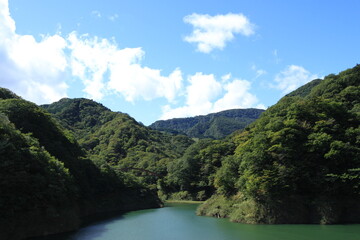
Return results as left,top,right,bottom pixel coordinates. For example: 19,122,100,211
183,13,255,53
186,73,222,106
0,0,68,104
67,33,183,102
161,73,263,120
67,33,113,100
274,65,319,94
213,79,264,112
0,0,15,37
109,60,183,102
1,0,263,119
0,0,183,104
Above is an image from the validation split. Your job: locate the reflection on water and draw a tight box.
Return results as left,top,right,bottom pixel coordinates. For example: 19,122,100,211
33,203,360,240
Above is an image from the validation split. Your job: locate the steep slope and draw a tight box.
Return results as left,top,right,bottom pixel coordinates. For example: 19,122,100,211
150,108,264,139
0,111,80,240
42,98,194,187
0,89,160,240
198,65,360,224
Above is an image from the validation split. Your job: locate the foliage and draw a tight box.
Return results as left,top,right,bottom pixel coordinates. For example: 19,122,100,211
196,194,239,219
0,94,162,239
161,139,235,200
42,98,117,139
0,113,76,219
2,64,359,232
42,98,261,202
42,98,194,188
201,65,360,224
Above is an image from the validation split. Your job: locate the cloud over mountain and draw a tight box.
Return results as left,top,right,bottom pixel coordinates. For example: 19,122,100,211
274,65,319,94
161,73,264,120
1,0,264,122
0,0,183,104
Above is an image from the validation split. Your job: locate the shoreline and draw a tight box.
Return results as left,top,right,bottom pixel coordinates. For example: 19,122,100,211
165,200,205,204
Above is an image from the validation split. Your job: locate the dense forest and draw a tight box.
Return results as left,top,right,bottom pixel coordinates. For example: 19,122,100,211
150,108,264,139
0,91,160,240
198,65,360,224
41,98,195,194
40,98,239,201
0,65,359,239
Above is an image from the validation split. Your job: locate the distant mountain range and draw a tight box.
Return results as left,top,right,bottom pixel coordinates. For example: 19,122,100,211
149,108,265,139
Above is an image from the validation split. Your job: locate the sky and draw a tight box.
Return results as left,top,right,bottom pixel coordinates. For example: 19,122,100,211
1,0,359,125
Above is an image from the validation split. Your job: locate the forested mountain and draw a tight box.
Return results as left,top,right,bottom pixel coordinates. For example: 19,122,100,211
42,99,260,202
0,90,161,240
198,65,360,224
42,98,194,188
149,108,264,139
1,65,359,240
42,98,229,201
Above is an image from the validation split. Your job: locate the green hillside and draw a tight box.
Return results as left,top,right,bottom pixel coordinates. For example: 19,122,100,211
0,90,161,240
149,108,264,139
197,65,360,224
42,99,250,201
1,65,359,240
42,98,194,189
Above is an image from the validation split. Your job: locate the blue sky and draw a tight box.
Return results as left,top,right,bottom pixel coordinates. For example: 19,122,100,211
1,0,359,125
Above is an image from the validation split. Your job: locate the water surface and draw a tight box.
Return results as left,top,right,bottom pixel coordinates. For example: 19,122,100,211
38,203,360,240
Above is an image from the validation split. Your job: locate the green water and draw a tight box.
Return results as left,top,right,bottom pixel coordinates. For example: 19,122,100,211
40,203,360,240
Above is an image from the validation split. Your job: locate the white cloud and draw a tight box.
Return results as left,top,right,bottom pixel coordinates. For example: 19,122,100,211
274,65,319,94
160,73,222,119
109,62,183,102
186,73,222,106
0,0,263,119
213,79,262,112
161,73,263,120
67,33,118,100
0,0,15,38
68,32,184,102
0,0,68,104
183,13,255,53
0,0,183,104
10,35,67,76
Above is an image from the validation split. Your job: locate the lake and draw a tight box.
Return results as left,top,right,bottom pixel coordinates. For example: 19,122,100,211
35,203,360,240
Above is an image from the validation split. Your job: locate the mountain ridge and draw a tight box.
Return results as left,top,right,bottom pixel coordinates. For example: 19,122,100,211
150,108,265,139
1,64,359,240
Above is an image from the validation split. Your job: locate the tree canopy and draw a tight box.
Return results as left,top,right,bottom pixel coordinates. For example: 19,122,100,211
198,65,360,224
